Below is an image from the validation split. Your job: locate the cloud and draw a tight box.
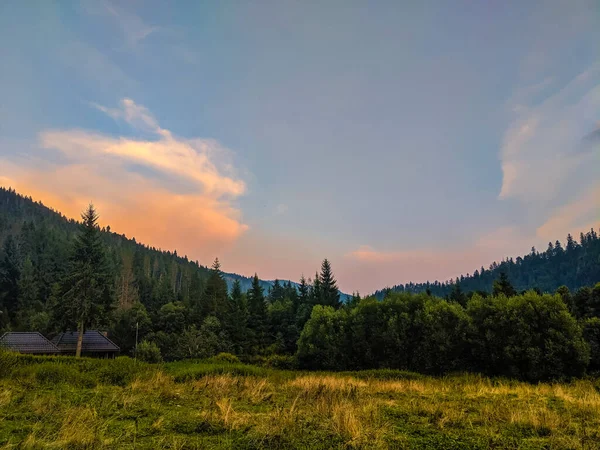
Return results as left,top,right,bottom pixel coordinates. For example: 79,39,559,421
536,182,600,240
82,0,159,48
0,99,248,259
275,204,288,216
344,227,535,293
499,65,600,203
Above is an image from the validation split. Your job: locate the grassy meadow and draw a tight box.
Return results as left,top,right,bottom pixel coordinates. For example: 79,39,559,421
1,353,600,449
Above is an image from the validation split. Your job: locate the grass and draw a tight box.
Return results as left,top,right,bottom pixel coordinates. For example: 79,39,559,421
1,353,600,448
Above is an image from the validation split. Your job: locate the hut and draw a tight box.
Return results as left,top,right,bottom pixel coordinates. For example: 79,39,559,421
0,332,60,355
52,330,120,358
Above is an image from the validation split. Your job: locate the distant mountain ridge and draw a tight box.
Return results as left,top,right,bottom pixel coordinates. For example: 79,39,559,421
373,227,600,300
223,273,351,302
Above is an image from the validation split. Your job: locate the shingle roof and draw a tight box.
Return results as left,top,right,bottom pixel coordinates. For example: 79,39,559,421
52,331,120,353
0,332,60,354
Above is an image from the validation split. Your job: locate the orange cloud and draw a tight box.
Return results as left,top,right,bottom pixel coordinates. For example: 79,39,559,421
1,98,248,260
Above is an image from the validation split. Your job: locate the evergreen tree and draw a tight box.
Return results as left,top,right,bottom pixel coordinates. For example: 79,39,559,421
201,258,229,319
449,280,466,306
268,279,285,303
492,272,517,297
0,235,21,321
229,279,249,354
311,272,321,305
318,259,341,309
16,256,39,327
61,204,114,357
247,273,268,352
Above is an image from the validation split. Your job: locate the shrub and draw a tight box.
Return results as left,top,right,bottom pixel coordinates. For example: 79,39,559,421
11,362,96,388
136,340,163,363
96,357,141,386
208,352,240,364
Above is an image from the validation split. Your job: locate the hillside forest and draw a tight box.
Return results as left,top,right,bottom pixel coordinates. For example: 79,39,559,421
1,186,600,381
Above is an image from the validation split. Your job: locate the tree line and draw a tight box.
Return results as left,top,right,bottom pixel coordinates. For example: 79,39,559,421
1,187,600,380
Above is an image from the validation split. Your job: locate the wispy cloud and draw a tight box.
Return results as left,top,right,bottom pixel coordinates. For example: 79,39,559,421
343,227,537,292
537,182,600,241
499,64,600,203
82,0,159,49
0,99,248,258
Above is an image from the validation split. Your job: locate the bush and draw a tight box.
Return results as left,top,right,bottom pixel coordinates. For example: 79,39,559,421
169,363,267,382
208,352,240,364
11,362,96,388
96,357,142,386
136,340,163,363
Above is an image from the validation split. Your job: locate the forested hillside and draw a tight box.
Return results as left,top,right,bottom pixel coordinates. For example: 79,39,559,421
0,187,344,360
374,227,600,300
2,186,600,382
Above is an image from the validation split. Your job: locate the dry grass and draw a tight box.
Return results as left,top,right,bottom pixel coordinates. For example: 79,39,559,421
2,362,600,449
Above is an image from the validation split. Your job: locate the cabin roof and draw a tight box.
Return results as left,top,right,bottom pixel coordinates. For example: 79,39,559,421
0,332,60,354
52,330,120,353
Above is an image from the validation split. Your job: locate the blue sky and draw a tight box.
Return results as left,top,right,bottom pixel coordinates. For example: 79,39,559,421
1,0,598,293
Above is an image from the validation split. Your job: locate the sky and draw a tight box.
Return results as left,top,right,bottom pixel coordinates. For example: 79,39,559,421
0,0,599,294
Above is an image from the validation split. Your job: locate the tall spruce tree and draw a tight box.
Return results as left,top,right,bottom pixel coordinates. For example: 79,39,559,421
247,273,267,351
318,259,341,308
61,204,113,357
228,279,249,354
201,258,229,320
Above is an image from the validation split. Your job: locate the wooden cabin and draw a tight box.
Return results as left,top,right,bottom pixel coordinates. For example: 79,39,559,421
0,332,60,355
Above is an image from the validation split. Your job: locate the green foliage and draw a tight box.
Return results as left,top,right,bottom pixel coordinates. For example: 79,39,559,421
208,352,241,364
96,356,144,386
582,317,600,373
11,362,96,388
136,340,163,363
297,305,348,370
467,291,589,380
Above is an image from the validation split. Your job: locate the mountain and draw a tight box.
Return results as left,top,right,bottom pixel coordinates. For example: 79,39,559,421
0,187,348,300
373,228,600,300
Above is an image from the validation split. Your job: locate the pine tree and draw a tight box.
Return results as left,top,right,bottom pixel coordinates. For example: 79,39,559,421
201,258,228,319
566,233,577,252
247,273,267,352
492,272,517,298
228,279,249,354
318,259,341,308
311,272,321,305
298,275,309,305
16,256,39,327
0,235,21,321
61,204,114,357
268,279,285,303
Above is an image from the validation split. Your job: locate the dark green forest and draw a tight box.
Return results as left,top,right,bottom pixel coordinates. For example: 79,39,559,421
1,186,599,380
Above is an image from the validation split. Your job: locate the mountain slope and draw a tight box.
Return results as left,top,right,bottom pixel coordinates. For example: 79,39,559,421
0,187,348,299
374,228,600,299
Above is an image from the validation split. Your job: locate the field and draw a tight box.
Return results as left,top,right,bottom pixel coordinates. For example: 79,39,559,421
1,354,600,449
